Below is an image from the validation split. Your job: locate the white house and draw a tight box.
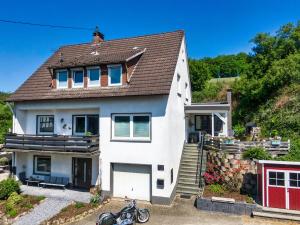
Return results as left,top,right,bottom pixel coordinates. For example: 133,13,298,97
4,29,231,204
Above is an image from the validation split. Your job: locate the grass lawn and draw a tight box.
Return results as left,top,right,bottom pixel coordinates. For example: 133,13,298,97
47,202,98,224
0,194,45,218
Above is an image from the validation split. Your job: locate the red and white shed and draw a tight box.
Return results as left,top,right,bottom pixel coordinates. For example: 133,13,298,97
258,160,300,210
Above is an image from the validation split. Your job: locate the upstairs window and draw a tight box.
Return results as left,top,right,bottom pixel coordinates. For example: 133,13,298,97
37,115,54,135
185,82,189,101
57,70,68,89
177,73,181,96
108,65,122,86
72,69,84,88
88,67,100,87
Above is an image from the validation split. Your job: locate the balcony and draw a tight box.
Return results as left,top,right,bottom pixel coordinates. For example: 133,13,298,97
4,134,99,154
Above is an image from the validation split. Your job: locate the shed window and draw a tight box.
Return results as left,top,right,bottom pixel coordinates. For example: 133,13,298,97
290,172,300,187
269,171,285,186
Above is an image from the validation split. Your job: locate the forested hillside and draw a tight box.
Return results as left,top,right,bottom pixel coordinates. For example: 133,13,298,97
190,21,300,160
0,93,12,144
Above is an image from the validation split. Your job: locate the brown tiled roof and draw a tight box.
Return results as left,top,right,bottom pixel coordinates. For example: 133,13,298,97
8,30,184,102
49,48,146,69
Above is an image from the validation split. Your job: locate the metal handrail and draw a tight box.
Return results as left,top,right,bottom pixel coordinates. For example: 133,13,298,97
196,132,205,187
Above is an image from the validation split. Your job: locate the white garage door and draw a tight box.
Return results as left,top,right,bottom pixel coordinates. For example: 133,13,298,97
113,164,151,201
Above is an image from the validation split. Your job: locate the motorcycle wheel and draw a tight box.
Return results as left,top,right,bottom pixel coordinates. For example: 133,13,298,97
137,209,150,223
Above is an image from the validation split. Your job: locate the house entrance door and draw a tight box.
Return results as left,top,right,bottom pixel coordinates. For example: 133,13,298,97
72,158,92,189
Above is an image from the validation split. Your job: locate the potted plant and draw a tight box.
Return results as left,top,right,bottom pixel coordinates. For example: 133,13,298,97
223,136,235,145
270,130,281,146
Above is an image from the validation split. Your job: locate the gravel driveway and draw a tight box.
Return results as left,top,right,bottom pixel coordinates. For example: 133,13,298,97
72,197,297,225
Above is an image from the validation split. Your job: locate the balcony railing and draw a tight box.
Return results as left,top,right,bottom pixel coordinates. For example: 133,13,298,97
4,134,99,153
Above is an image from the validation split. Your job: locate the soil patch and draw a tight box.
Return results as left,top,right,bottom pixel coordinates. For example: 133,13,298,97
203,185,251,202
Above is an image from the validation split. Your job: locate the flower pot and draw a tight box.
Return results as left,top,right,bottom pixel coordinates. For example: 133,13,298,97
271,140,281,146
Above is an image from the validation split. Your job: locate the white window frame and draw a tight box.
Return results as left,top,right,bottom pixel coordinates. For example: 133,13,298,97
34,155,51,175
111,113,151,141
177,73,181,96
56,69,68,89
72,68,84,88
37,115,54,135
108,64,122,86
87,66,101,87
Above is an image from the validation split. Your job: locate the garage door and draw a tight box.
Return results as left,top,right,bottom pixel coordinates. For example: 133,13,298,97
113,164,151,201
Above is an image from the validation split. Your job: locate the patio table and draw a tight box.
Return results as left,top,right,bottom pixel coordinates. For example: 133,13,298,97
26,178,43,186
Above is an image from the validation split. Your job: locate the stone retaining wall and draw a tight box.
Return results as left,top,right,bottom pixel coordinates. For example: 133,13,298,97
207,150,257,195
197,197,257,215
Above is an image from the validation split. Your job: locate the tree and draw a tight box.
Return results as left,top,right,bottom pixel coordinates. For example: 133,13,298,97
189,59,212,92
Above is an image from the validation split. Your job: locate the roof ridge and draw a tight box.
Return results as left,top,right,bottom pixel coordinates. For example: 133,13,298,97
59,30,184,49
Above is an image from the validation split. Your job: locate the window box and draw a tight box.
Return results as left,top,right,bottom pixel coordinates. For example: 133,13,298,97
111,114,151,141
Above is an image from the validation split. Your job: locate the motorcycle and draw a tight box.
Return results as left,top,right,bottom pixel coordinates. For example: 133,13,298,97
96,200,150,225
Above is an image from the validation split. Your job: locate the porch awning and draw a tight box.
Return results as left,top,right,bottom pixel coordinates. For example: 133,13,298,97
184,103,230,113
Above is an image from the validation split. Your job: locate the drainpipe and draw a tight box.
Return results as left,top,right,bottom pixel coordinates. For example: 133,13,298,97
226,89,233,136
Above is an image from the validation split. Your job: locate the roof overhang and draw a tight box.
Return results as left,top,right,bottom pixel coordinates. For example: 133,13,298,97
185,103,230,114
258,160,300,166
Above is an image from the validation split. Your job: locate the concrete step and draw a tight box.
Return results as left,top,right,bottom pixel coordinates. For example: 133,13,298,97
179,171,198,178
178,177,199,183
252,211,300,221
182,155,199,160
176,186,200,195
178,180,200,187
184,144,198,147
262,207,300,216
179,166,198,172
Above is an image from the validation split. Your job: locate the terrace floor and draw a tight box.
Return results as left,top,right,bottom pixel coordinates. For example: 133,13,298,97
20,185,92,203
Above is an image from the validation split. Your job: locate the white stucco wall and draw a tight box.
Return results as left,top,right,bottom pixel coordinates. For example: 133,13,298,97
12,37,190,201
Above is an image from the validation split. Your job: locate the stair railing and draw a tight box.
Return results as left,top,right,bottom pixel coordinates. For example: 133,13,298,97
196,132,205,187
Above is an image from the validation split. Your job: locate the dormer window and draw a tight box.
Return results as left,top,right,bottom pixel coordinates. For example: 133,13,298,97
57,70,68,89
72,69,84,88
87,67,100,87
108,65,122,86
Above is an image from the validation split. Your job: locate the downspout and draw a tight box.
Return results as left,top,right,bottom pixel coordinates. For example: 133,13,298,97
226,89,233,136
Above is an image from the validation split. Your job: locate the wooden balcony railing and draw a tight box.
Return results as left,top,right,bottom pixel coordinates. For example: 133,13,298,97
4,134,99,153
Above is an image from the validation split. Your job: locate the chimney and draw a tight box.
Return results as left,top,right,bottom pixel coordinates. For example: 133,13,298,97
226,89,233,136
92,26,104,44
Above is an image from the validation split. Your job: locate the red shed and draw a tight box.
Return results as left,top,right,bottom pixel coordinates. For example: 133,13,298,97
258,160,300,210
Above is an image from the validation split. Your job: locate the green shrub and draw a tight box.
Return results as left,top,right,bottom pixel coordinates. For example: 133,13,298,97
0,178,21,200
242,147,272,160
7,209,17,217
36,195,46,201
233,124,246,138
90,193,102,204
0,157,9,166
74,202,84,209
5,192,23,212
208,184,225,195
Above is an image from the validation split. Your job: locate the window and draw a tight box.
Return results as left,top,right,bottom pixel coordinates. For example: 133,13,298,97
108,65,122,86
171,168,174,184
57,70,68,89
289,172,300,187
73,115,99,135
157,165,164,171
269,171,285,186
157,179,164,189
34,156,51,175
37,115,54,135
185,82,189,101
177,73,181,96
112,114,151,141
72,69,84,88
88,67,100,87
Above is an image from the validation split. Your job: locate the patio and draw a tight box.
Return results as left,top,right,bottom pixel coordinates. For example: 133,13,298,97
20,185,92,203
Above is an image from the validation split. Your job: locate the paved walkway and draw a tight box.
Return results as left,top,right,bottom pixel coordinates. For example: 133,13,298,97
21,185,92,203
13,198,71,225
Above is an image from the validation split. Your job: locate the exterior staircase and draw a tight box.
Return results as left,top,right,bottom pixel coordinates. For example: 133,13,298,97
176,140,207,196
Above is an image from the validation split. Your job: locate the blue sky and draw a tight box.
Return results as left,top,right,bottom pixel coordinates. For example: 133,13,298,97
0,0,300,92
